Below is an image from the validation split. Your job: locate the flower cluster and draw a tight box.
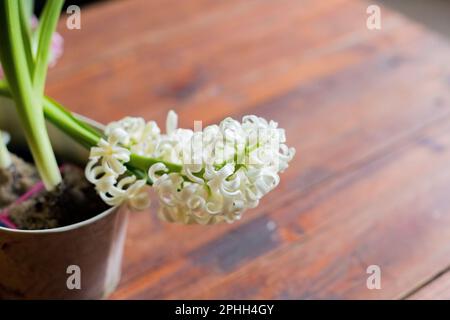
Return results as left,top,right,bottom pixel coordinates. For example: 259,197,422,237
86,111,295,224
85,128,151,210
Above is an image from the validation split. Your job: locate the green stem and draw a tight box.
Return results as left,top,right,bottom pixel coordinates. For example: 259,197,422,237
22,0,35,20
32,0,64,103
0,0,61,190
0,80,183,180
128,154,182,175
0,82,99,147
43,96,102,148
18,0,34,74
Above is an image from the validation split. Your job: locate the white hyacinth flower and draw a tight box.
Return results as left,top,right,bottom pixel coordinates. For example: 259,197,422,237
105,117,146,146
85,127,151,210
89,128,130,175
86,110,295,223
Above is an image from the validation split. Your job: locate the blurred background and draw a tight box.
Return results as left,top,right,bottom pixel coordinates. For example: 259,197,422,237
378,0,450,39
36,0,450,299
34,0,450,38
34,0,105,14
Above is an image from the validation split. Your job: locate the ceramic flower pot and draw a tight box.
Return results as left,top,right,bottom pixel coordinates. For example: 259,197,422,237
0,98,129,299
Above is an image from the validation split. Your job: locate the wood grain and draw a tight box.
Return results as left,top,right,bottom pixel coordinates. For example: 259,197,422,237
44,0,450,299
407,270,450,300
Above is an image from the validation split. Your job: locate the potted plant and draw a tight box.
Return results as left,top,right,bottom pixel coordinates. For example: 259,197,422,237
0,0,295,299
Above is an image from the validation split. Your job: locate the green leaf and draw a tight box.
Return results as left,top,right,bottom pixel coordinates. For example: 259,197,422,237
0,0,61,189
32,0,64,104
18,0,35,73
0,79,101,148
22,0,35,20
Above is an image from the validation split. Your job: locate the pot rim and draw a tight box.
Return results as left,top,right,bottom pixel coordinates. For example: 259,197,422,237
0,205,120,234
0,113,118,235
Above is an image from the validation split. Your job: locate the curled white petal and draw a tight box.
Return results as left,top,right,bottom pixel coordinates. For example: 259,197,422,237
166,110,178,135
183,163,204,184
86,123,151,211
148,162,168,183
105,117,146,146
126,179,151,210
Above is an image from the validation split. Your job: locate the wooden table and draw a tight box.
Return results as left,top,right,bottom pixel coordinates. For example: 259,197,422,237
47,0,450,299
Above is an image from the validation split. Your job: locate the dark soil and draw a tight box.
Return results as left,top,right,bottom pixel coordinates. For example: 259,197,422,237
0,154,39,208
8,164,109,230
